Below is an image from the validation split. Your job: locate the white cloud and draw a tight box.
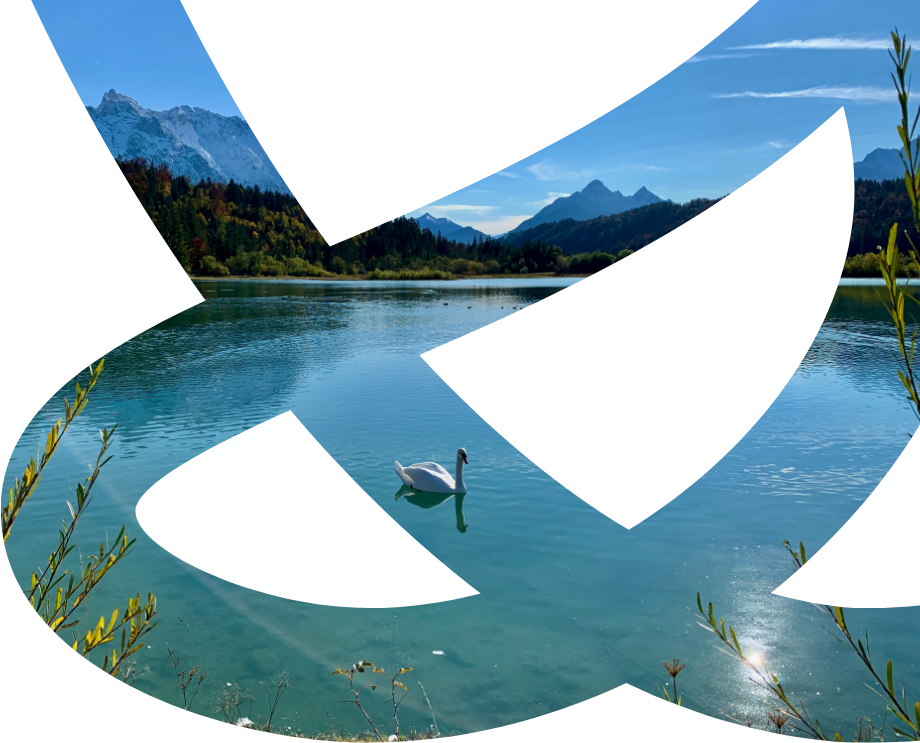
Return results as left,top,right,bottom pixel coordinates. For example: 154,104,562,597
687,53,754,63
730,37,890,51
467,215,535,235
496,170,520,178
526,158,599,182
714,85,893,103
424,204,499,216
717,139,790,155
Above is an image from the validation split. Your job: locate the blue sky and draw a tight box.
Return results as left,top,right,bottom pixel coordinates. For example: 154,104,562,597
34,0,916,235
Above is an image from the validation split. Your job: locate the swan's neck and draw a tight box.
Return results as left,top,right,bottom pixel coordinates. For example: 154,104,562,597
455,458,465,492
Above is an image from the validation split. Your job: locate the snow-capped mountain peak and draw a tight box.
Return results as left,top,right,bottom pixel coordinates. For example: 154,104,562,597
87,90,289,194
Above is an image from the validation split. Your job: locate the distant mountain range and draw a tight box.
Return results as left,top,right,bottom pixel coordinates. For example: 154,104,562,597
509,181,664,233
414,182,668,242
87,90,289,194
504,198,720,255
413,213,464,235
853,143,917,181
411,212,488,244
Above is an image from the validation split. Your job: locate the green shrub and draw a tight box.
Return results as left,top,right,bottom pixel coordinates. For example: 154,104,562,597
225,252,253,275
257,255,286,277
198,255,230,276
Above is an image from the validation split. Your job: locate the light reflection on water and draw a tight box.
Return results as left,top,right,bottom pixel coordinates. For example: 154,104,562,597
3,278,919,737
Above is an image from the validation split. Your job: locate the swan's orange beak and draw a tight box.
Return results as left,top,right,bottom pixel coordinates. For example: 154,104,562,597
462,454,469,464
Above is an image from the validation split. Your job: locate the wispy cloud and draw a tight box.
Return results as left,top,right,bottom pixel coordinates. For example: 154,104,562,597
525,192,570,208
730,37,890,51
720,140,794,156
601,162,674,174
496,170,520,179
714,85,893,102
471,215,535,235
526,158,599,182
688,53,754,63
424,204,499,217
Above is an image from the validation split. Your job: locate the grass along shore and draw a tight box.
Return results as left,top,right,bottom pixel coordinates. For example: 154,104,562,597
192,271,568,282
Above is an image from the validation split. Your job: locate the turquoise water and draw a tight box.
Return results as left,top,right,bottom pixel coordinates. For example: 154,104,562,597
4,278,920,737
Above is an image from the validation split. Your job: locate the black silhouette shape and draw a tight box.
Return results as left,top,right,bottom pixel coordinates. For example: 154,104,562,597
137,412,476,607
182,0,754,243
422,109,853,528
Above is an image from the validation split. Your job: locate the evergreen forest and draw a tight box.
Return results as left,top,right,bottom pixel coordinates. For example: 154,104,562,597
117,158,916,279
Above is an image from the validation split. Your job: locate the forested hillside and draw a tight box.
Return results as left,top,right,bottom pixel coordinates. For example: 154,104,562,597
117,158,915,279
849,178,915,255
118,158,574,277
506,180,914,258
503,198,720,255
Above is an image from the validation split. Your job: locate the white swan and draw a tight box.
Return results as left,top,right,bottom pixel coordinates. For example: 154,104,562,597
395,448,468,494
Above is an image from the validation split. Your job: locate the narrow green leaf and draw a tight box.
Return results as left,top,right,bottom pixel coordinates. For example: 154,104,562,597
832,605,845,629
729,627,741,654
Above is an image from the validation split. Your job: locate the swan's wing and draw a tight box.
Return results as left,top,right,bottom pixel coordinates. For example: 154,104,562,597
409,461,451,477
402,465,453,493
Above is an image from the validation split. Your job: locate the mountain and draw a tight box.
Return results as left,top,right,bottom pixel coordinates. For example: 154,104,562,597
504,198,720,255
412,213,465,236
87,90,289,194
853,142,917,181
443,225,489,244
411,213,488,244
509,180,664,233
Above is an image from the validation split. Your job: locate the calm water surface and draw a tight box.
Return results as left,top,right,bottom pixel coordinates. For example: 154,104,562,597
4,278,920,736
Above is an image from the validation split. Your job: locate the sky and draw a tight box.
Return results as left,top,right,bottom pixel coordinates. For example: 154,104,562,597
33,0,917,236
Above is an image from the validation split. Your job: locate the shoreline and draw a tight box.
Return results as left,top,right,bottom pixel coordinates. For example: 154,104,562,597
190,274,905,285
190,272,580,282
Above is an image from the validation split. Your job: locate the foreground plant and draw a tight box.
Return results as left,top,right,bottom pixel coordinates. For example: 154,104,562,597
205,666,295,732
693,541,920,740
4,360,157,677
878,29,920,419
660,658,685,705
334,660,433,742
169,647,208,711
688,27,920,739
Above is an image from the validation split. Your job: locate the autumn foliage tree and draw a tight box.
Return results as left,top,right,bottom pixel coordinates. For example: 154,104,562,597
188,237,207,274
117,156,911,279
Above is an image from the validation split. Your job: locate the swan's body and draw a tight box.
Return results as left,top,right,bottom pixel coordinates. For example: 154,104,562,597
395,448,468,494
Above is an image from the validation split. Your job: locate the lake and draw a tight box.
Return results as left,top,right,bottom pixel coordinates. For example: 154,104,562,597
4,277,919,737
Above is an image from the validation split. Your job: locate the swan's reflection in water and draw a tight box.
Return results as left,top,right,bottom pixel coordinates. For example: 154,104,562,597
394,485,468,533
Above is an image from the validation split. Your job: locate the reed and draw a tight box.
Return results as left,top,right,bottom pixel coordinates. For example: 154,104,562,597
681,29,920,741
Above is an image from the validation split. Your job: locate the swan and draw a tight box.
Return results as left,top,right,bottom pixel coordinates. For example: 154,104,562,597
394,448,468,494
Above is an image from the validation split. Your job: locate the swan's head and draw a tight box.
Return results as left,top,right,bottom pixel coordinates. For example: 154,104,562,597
457,448,469,464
